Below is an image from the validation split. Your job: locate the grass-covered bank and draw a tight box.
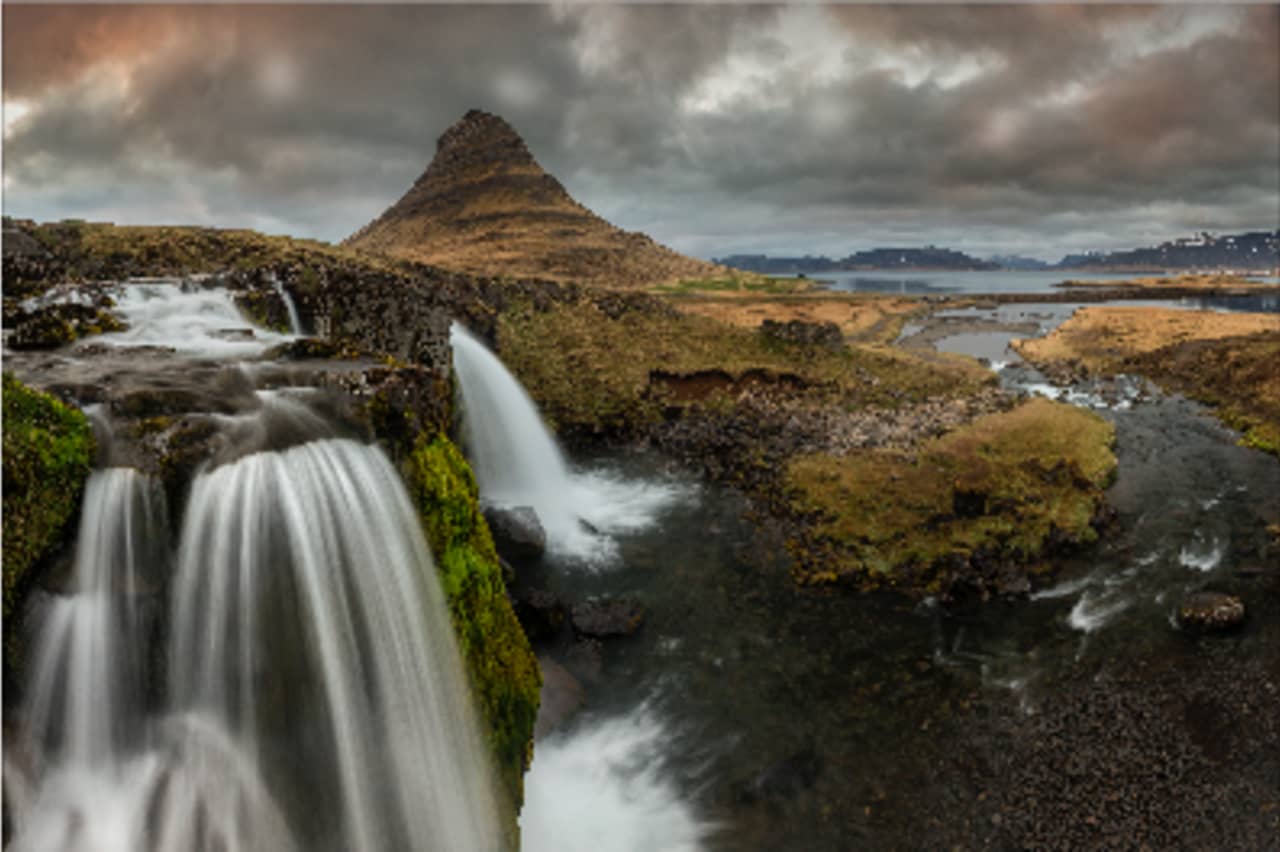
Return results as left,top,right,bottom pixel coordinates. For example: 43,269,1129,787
1014,307,1280,457
497,293,989,439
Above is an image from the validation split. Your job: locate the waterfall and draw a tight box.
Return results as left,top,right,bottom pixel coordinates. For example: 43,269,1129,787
8,434,503,850
270,274,304,336
450,323,682,564
19,469,166,769
171,437,501,850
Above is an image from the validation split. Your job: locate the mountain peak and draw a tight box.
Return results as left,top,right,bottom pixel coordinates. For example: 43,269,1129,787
345,110,724,289
429,109,536,176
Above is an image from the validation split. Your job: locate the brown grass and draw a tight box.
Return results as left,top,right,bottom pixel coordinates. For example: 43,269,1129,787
1013,307,1280,371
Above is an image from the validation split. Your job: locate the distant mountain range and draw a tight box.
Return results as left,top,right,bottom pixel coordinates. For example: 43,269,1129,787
1058,231,1278,272
716,230,1279,275
716,246,997,274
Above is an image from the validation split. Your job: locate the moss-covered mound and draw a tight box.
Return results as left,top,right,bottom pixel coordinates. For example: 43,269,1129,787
2,373,95,617
785,398,1116,594
401,433,540,810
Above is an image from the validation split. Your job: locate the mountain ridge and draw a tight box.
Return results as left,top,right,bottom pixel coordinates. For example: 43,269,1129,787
345,110,726,289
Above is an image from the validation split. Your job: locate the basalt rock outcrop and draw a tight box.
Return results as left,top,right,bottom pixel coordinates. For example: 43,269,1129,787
345,110,726,289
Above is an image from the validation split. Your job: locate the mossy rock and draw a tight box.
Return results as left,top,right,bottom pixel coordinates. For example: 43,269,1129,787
786,398,1116,592
401,433,540,814
2,374,95,619
8,304,126,350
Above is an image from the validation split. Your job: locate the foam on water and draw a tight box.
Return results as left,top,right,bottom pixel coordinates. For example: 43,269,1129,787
1178,536,1223,572
521,707,712,852
1067,591,1131,634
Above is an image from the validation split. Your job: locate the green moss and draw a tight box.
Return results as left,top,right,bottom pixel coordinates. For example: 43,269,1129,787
401,433,540,812
785,398,1116,589
2,374,95,618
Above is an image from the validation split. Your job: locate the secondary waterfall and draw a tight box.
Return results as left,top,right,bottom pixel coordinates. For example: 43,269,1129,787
450,323,682,564
7,427,502,849
270,274,304,336
18,469,166,770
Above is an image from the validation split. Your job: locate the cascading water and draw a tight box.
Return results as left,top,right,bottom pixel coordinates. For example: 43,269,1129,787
85,281,296,358
449,323,681,563
16,469,166,772
171,435,501,851
270,274,304,336
7,402,504,850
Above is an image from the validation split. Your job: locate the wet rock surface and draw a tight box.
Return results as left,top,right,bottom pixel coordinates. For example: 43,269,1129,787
533,657,585,740
482,504,547,561
512,588,567,644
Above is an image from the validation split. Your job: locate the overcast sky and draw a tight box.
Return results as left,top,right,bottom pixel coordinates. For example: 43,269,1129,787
3,4,1278,261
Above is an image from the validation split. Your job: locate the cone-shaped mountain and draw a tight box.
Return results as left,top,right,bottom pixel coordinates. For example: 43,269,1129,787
345,110,724,288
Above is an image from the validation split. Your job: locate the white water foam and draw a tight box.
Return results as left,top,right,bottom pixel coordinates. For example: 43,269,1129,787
1067,591,1131,634
521,707,712,852
87,281,296,358
450,323,686,565
1178,536,1223,572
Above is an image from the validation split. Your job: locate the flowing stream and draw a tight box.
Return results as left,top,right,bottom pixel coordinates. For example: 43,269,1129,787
493,296,1280,849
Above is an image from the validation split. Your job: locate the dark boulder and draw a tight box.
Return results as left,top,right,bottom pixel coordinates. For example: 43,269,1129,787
513,588,567,643
571,597,646,639
1177,591,1245,632
482,504,546,561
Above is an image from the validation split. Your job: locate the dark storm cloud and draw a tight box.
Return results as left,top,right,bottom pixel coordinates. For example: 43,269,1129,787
3,4,1277,259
